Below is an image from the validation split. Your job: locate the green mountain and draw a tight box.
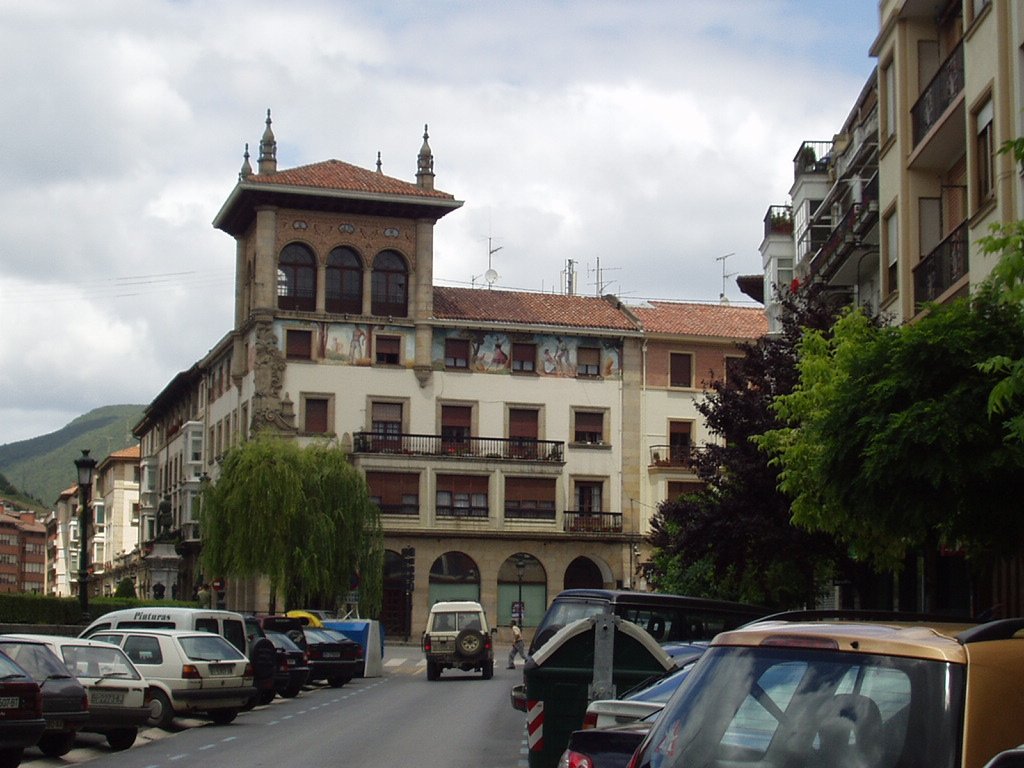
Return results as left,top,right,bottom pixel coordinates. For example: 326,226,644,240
0,405,146,508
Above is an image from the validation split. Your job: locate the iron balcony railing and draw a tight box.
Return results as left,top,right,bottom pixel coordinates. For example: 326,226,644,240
764,205,793,238
649,445,704,469
353,432,565,462
912,41,964,146
914,221,969,306
563,511,623,533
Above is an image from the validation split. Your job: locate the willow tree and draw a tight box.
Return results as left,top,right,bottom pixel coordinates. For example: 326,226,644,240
199,435,383,615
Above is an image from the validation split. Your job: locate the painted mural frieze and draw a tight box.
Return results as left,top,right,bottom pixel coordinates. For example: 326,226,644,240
251,321,296,433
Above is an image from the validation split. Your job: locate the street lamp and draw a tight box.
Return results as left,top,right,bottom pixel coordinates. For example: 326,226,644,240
74,449,97,619
515,554,526,625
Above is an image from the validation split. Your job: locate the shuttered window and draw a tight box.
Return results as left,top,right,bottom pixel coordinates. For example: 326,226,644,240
505,477,556,520
670,353,693,388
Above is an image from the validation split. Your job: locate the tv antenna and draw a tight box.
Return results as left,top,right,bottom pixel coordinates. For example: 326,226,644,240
589,257,621,296
472,236,502,288
716,252,736,303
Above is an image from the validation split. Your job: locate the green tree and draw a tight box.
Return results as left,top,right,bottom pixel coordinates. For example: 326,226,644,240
758,289,1024,574
114,577,137,599
647,285,847,608
199,435,383,615
979,138,1024,441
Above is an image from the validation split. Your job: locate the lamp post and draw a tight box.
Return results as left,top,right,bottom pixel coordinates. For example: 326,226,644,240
515,554,526,625
74,449,97,619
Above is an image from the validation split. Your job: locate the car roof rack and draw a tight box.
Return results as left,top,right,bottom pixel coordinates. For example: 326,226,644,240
956,618,1024,645
748,609,976,626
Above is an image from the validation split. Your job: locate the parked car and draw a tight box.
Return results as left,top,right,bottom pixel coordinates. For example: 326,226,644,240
0,649,45,768
0,637,88,758
582,658,698,731
559,717,656,768
5,634,150,751
422,600,495,680
242,616,287,706
89,629,255,729
628,613,1024,768
298,627,362,687
84,607,276,704
262,630,310,698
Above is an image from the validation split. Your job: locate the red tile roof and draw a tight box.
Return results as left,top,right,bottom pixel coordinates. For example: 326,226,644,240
631,301,767,339
247,159,456,201
108,445,140,460
433,287,639,331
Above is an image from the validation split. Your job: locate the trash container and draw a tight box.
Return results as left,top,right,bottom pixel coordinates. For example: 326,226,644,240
524,615,673,768
324,619,384,677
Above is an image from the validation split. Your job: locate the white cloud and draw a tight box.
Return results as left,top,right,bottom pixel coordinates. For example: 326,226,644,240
0,0,879,445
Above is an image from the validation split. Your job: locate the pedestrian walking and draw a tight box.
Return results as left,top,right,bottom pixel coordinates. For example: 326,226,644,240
507,620,527,668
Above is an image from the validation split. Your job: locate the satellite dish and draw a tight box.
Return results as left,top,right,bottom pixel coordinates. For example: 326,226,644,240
484,268,498,285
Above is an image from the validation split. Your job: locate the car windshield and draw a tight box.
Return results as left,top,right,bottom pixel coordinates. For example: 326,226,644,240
626,664,695,704
0,642,70,681
178,634,246,661
60,644,141,680
638,645,964,768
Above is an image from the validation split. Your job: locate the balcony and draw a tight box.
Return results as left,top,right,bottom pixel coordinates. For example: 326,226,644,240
913,221,968,306
564,511,623,534
649,445,702,470
763,205,793,238
912,41,964,148
793,141,831,180
353,432,565,462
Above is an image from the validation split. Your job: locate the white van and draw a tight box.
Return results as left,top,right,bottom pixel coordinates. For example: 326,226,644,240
80,607,248,655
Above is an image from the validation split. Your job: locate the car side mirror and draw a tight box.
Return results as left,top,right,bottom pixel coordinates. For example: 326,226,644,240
983,750,1024,768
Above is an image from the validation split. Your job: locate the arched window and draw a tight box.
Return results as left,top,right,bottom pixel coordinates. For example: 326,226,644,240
498,553,546,627
277,243,316,311
326,246,363,314
371,250,408,318
428,551,480,603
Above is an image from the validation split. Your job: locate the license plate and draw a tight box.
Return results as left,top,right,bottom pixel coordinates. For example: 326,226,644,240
91,691,125,706
208,664,234,676
45,719,64,731
0,697,18,708
323,652,340,659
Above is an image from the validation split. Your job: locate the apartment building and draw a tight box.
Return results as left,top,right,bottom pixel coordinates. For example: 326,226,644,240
0,507,45,594
131,114,766,637
91,446,141,596
872,0,1023,321
47,486,77,596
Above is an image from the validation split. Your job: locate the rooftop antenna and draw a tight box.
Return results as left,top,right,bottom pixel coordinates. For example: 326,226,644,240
716,252,736,303
589,257,621,296
472,236,502,288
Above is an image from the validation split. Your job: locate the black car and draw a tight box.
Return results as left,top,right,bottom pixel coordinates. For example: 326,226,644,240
0,650,46,768
291,627,362,687
0,638,88,758
559,719,654,768
263,630,310,698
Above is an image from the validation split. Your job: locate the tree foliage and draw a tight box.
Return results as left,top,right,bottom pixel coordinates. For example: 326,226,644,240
978,137,1024,442
647,285,847,608
199,436,383,615
758,288,1024,571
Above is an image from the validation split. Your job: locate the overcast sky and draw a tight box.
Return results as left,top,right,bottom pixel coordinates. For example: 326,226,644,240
0,0,878,447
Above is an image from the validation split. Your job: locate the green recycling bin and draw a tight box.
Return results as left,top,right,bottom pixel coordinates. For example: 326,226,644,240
523,615,673,768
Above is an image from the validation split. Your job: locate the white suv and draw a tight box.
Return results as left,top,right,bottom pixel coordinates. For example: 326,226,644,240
422,601,494,680
90,629,255,729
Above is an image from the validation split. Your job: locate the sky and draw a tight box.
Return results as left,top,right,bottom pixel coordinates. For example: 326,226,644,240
0,0,879,447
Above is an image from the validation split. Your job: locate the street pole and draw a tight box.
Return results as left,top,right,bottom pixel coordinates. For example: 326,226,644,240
74,450,97,620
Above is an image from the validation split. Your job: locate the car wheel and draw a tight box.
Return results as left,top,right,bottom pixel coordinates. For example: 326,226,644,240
208,708,238,725
0,748,22,768
482,660,494,680
106,728,138,751
455,629,485,659
426,660,439,681
257,688,277,705
38,732,76,758
148,689,176,730
327,675,351,688
282,682,302,698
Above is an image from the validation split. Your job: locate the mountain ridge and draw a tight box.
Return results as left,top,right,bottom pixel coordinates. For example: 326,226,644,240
0,405,146,508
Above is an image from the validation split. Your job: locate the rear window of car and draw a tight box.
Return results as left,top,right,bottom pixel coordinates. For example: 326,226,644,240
178,635,246,661
0,642,68,680
641,645,963,768
0,650,29,677
60,644,141,681
431,611,483,632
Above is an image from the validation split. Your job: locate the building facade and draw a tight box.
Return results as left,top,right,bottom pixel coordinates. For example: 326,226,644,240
130,114,767,636
0,507,45,594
